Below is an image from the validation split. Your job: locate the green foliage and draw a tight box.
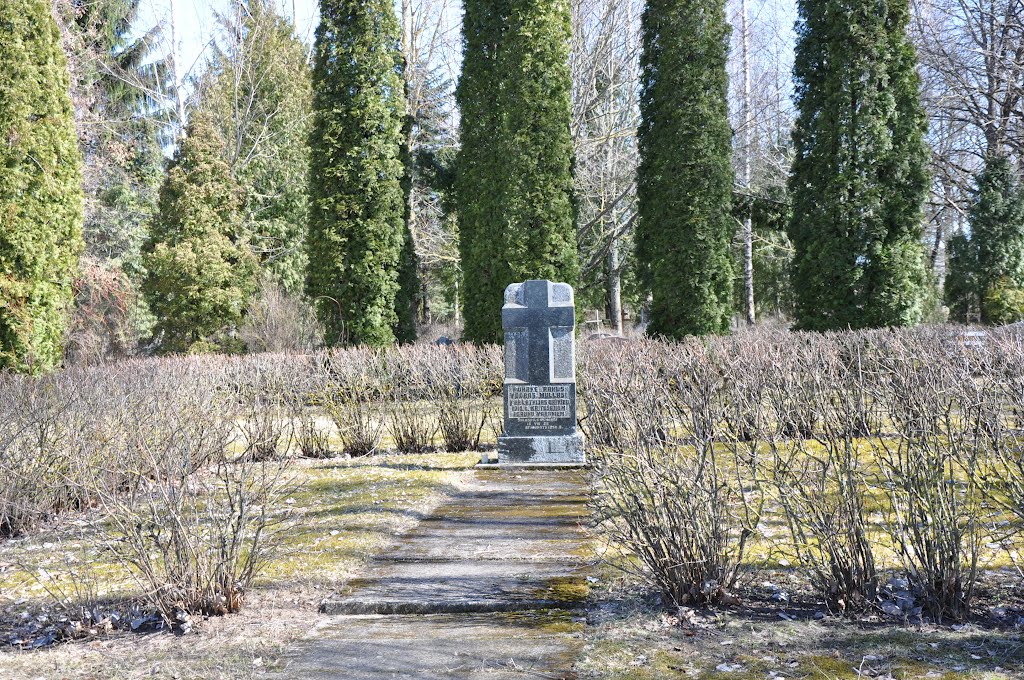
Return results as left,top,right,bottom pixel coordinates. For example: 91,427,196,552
307,0,406,346
393,219,420,344
635,0,735,338
944,156,1024,324
203,0,312,295
0,0,84,372
788,0,930,330
393,109,419,344
944,232,980,322
142,113,258,354
455,0,578,344
982,277,1024,325
412,101,461,322
732,188,794,318
973,158,1024,292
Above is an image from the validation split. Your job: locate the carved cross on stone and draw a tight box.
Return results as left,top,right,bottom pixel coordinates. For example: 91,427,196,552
495,280,585,466
502,280,575,386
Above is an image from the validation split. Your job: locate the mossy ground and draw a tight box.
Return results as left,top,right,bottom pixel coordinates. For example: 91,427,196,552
575,561,1024,680
0,451,477,678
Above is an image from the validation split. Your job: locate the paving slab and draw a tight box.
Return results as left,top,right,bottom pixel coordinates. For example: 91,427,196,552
272,469,589,679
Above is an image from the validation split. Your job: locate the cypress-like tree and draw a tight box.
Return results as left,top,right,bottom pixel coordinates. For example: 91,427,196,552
455,0,578,344
788,0,929,330
634,0,735,338
945,155,1024,323
0,0,84,372
204,0,312,295
393,111,419,344
944,232,979,322
308,0,406,346
394,224,420,344
142,113,258,354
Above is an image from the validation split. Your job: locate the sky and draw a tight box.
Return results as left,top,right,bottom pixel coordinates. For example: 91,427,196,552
138,0,320,84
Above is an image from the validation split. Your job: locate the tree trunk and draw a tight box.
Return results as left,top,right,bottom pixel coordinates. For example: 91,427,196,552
740,0,755,325
608,234,623,334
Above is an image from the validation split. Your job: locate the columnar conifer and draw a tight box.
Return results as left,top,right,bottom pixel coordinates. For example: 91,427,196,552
307,0,406,346
635,0,735,338
0,0,84,371
142,113,258,354
393,111,420,344
788,0,929,330
945,155,1024,323
456,0,578,344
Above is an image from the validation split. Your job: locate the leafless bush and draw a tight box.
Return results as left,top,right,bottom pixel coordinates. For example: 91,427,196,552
0,375,77,536
586,339,756,606
430,345,502,452
764,334,879,614
973,329,1024,527
322,349,386,456
224,355,296,461
871,330,983,621
386,347,437,453
91,369,292,623
238,278,323,353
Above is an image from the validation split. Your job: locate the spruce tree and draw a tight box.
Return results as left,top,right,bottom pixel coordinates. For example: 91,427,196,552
0,0,84,372
456,0,578,344
945,155,1024,323
142,113,258,354
308,0,406,346
788,0,929,330
635,0,735,338
204,0,312,294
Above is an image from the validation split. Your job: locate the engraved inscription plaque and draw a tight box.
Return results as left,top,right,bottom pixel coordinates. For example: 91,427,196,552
507,384,572,420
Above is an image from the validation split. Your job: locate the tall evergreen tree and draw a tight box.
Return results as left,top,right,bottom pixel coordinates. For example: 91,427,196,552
455,0,578,344
788,0,929,330
634,0,735,338
945,155,1024,323
203,0,312,295
142,113,258,354
308,0,406,346
393,110,420,344
0,0,84,372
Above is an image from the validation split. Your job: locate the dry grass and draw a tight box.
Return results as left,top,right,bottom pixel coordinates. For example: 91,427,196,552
0,451,478,678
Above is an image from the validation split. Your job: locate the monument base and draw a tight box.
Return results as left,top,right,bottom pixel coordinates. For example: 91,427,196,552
496,433,585,465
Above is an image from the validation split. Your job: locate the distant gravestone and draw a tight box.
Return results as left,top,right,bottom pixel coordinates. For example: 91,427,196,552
495,280,585,465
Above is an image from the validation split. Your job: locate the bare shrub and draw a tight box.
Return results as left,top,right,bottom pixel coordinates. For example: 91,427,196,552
93,370,292,623
764,333,879,614
239,278,323,353
225,355,296,461
0,375,78,536
322,348,386,456
430,345,502,452
588,339,754,606
977,329,1024,531
871,329,983,621
386,346,436,453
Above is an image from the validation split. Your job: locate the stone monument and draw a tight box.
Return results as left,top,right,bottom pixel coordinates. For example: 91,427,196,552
495,279,585,466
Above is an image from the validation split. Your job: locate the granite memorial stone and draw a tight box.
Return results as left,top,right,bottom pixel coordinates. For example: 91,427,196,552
496,280,585,465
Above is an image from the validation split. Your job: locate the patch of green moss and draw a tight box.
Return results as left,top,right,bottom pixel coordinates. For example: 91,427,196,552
539,576,589,603
798,654,858,679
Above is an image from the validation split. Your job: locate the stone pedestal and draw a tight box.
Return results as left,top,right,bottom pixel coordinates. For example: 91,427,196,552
494,280,585,466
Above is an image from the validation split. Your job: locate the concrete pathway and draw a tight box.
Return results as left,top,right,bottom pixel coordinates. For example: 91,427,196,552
272,469,590,679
